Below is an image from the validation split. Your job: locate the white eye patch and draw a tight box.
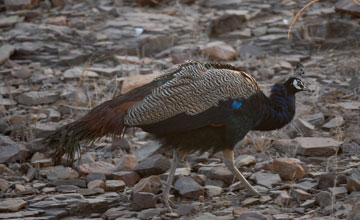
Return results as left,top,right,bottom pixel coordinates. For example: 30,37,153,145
293,79,303,90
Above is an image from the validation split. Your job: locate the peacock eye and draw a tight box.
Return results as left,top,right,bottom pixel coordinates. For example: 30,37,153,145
293,79,303,90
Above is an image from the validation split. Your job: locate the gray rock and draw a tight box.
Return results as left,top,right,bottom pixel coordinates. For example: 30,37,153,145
52,179,87,188
348,201,360,220
175,204,197,216
237,211,272,220
86,173,107,183
16,91,59,105
174,176,204,199
133,140,162,162
137,208,160,219
133,154,171,177
55,185,80,193
318,172,347,189
0,143,29,164
194,212,232,220
210,10,250,35
315,191,332,207
335,0,360,17
322,115,344,130
238,45,266,59
105,180,126,192
31,122,58,138
204,185,222,197
250,171,281,188
132,192,156,210
4,0,39,10
198,166,234,184
0,16,24,28
0,179,9,192
46,165,79,180
0,45,15,65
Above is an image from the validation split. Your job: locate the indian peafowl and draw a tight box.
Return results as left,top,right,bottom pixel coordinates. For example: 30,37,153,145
45,61,309,211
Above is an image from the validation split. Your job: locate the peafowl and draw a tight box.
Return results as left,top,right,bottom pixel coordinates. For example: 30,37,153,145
45,61,310,211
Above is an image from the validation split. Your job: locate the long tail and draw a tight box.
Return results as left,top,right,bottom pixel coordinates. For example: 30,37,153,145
45,96,131,163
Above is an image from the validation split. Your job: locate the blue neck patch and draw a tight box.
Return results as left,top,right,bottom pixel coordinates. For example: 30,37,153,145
232,98,244,110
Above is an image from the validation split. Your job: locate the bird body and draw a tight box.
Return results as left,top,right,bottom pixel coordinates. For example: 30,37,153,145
45,61,308,212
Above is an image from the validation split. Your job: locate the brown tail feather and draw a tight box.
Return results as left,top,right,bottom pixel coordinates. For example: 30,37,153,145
45,97,137,163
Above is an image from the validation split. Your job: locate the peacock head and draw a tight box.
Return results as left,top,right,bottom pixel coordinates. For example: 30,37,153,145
286,63,311,93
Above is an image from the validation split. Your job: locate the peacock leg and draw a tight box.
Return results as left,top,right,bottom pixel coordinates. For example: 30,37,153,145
223,148,260,196
163,150,180,212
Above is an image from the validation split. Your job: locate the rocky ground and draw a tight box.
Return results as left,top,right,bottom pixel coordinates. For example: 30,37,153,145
0,0,360,219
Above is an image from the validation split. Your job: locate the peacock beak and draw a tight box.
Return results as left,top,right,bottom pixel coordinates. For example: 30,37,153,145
302,84,313,92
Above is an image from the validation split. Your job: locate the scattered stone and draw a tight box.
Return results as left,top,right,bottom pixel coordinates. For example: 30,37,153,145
272,158,305,181
47,16,67,25
287,118,315,138
121,73,162,94
0,45,15,65
175,204,197,216
31,158,54,168
0,199,27,212
204,185,222,197
79,161,115,176
52,179,87,188
250,171,281,188
15,91,59,106
111,171,140,186
174,176,205,199
132,192,156,210
301,112,325,126
328,186,348,198
347,168,360,192
56,184,80,193
241,197,260,206
105,180,125,191
235,155,256,168
88,180,105,190
4,0,39,10
210,10,251,35
291,189,312,201
348,201,360,220
202,41,236,61
0,16,24,28
300,199,316,208
131,175,162,195
237,211,272,220
63,67,99,80
0,143,29,164
133,154,171,177
315,191,332,207
317,172,347,189
322,115,344,130
335,0,360,17
198,167,234,184
46,165,79,180
115,155,138,171
0,179,9,192
275,193,291,207
137,208,160,220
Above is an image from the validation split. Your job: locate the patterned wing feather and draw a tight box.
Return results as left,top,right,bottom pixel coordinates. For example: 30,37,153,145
124,62,260,126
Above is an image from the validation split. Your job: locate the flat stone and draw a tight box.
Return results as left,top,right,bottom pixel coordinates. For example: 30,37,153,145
237,211,272,220
46,165,79,180
63,67,99,80
132,175,162,195
272,158,305,181
132,192,156,210
88,180,105,190
315,191,332,207
235,155,256,168
204,185,222,197
0,16,23,28
111,171,140,186
328,186,347,198
175,204,197,216
322,115,344,130
137,208,160,219
202,41,236,61
31,158,54,168
291,189,312,201
335,0,360,17
52,179,87,188
105,180,125,191
347,168,360,192
0,45,15,65
79,161,115,176
0,199,27,212
56,184,79,193
174,176,204,199
241,197,260,206
198,166,234,184
15,91,59,105
193,212,232,220
0,143,29,164
250,171,281,188
133,140,162,162
275,193,291,207
133,154,171,177
318,172,347,189
115,155,138,171
286,118,315,138
300,199,316,208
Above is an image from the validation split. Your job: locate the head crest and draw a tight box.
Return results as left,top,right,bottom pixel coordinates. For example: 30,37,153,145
292,62,304,78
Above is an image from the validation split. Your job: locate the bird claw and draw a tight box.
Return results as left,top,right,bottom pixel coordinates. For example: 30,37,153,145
153,192,174,212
